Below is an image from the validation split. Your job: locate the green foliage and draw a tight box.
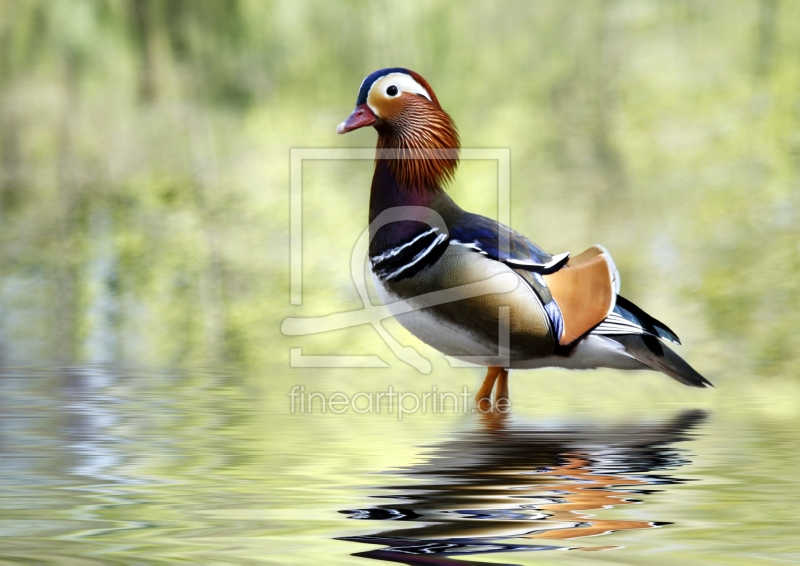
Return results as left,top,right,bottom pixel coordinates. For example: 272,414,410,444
0,0,798,379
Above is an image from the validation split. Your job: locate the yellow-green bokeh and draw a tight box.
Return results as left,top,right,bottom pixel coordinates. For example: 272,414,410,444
0,0,798,382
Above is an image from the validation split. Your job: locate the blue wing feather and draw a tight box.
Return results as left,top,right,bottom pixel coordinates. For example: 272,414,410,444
449,213,561,268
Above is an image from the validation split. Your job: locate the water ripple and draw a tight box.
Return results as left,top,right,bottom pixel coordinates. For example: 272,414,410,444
339,410,708,564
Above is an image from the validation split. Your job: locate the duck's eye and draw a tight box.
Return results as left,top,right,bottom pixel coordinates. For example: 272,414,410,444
386,85,399,96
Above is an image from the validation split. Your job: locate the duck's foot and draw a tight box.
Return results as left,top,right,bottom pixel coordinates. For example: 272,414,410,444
495,368,509,408
475,366,501,412
475,367,510,412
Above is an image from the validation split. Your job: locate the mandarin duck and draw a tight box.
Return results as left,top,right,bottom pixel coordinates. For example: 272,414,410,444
337,68,711,407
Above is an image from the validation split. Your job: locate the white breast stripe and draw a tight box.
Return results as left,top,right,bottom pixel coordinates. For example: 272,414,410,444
385,233,447,280
372,228,439,265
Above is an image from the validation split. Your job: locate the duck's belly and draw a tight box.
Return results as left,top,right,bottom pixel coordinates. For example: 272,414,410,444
372,245,555,365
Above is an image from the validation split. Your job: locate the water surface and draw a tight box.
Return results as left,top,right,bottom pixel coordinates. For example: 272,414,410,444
0,364,798,564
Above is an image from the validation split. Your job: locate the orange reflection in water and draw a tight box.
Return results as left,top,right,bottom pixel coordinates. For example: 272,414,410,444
524,453,660,542
340,410,706,564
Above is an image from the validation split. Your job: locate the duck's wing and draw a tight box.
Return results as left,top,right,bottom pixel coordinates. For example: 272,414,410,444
448,214,569,341
449,213,569,274
449,216,619,346
542,245,620,345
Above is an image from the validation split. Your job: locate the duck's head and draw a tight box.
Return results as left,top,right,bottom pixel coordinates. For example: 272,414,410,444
338,68,459,190
337,68,440,134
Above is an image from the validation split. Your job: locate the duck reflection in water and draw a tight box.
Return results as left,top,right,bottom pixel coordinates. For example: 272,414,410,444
339,409,708,565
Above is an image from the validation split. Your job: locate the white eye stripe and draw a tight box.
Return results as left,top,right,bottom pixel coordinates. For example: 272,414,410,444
367,73,432,115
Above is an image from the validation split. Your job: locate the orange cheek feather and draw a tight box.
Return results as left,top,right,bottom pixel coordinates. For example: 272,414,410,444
367,91,407,121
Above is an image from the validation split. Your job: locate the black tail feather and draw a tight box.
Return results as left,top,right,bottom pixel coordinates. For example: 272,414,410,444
615,295,681,345
609,334,713,388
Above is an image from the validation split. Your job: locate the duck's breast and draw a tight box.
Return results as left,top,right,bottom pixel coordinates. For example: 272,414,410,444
373,244,555,363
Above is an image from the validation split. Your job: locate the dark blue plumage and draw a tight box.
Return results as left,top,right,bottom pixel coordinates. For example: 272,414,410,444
449,213,554,266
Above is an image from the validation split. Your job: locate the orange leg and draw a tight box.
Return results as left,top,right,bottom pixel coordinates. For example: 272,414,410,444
475,366,501,410
494,368,509,407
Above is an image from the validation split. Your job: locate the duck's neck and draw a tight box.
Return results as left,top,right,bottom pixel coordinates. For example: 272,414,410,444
367,108,460,256
368,160,441,222
368,160,459,257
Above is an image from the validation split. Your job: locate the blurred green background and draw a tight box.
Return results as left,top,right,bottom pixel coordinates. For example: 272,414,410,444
1,0,798,380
